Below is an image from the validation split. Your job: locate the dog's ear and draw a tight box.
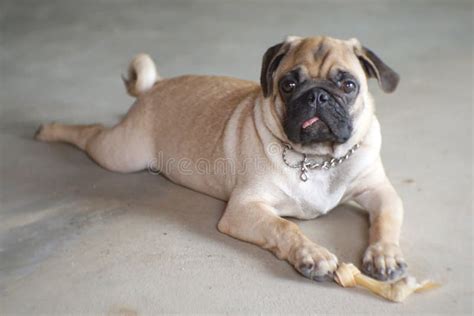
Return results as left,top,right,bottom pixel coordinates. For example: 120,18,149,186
353,41,400,93
260,42,287,98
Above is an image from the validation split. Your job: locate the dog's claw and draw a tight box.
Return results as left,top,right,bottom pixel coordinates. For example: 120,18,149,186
293,243,338,282
387,268,395,279
362,261,373,274
362,242,407,281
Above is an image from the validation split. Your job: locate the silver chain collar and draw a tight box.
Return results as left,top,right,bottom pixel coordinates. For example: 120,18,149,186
282,142,361,182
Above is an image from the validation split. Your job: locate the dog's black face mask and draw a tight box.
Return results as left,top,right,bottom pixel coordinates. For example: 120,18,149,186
279,69,358,145
260,38,400,147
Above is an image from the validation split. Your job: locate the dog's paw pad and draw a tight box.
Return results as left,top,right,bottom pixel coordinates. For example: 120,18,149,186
362,242,407,281
35,123,57,142
293,244,338,282
34,125,45,140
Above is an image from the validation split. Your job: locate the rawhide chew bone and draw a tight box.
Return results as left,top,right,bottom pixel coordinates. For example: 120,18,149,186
333,263,440,302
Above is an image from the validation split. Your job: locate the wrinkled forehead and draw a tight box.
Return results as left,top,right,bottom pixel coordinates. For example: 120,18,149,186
277,37,364,80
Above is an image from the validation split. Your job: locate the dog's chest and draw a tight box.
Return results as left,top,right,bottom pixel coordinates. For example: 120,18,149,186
275,164,355,219
303,173,347,217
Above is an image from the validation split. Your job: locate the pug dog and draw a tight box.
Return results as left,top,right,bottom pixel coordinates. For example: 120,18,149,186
36,35,406,282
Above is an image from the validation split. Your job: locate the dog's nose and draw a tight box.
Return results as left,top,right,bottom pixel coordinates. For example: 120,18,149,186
308,88,330,107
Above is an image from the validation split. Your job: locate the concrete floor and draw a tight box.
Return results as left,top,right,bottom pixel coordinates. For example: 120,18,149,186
1,0,472,314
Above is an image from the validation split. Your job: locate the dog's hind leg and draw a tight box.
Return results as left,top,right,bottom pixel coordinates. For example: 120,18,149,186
35,120,154,173
35,53,160,173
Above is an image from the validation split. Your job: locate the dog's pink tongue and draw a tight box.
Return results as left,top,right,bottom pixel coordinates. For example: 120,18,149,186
302,116,319,129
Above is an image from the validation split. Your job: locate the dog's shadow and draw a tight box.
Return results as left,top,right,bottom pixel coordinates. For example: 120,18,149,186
66,144,370,285
6,124,370,291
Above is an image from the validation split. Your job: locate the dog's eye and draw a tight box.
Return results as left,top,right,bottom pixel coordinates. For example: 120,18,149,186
342,80,357,93
281,79,297,94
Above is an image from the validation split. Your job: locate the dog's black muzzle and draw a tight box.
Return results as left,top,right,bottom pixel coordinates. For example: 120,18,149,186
283,86,353,145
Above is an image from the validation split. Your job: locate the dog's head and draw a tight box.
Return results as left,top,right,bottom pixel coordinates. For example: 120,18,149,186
260,36,399,146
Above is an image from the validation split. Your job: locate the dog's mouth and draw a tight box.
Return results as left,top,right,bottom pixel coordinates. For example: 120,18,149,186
301,115,331,136
302,116,320,129
299,114,336,143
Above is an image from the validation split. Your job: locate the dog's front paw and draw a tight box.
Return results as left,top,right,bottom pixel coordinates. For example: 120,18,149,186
362,242,407,281
292,243,338,282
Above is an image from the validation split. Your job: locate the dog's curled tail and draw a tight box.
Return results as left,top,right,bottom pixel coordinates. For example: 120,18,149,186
122,53,160,97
